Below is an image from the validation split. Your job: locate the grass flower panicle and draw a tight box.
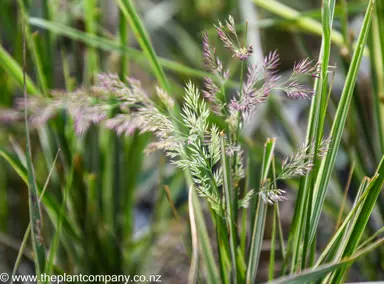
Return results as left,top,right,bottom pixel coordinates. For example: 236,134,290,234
215,15,253,60
260,187,287,205
279,137,331,180
2,15,324,218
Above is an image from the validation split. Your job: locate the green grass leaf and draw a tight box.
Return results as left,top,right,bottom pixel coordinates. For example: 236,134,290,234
220,132,239,283
28,18,238,87
246,138,276,284
309,0,375,245
253,0,344,48
0,44,39,95
269,237,384,284
330,156,384,282
116,0,170,92
192,190,221,284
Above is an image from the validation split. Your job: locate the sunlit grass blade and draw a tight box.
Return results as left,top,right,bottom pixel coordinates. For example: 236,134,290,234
119,10,129,78
188,187,198,284
357,226,384,251
0,44,39,95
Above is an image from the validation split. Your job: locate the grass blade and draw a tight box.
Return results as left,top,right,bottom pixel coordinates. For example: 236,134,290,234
288,0,336,271
10,224,31,284
315,176,373,266
21,14,46,277
309,0,375,244
369,5,384,156
252,0,344,48
246,138,276,284
0,44,39,95
28,18,238,86
188,187,198,284
269,205,277,280
116,0,170,92
220,132,239,283
45,166,72,277
17,0,48,96
0,147,80,243
330,156,384,282
269,238,384,284
84,0,99,84
192,191,221,284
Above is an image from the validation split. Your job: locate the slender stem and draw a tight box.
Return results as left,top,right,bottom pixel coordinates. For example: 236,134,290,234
221,132,238,283
240,157,251,255
269,204,277,280
188,187,199,284
276,204,286,271
335,162,355,230
340,0,351,53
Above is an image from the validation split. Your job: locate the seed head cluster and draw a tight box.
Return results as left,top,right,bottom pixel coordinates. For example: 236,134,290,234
1,16,330,210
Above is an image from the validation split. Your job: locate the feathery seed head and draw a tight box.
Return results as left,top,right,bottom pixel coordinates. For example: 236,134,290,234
279,137,331,180
260,188,287,205
215,15,253,61
156,86,174,109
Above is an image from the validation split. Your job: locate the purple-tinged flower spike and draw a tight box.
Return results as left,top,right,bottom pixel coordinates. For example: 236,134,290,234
105,114,143,136
264,50,280,72
292,58,319,77
215,15,253,61
202,77,224,115
144,139,182,155
226,15,237,35
274,57,319,100
202,32,218,72
233,45,253,61
0,108,23,122
15,96,62,126
203,77,219,102
229,52,281,122
97,73,149,106
282,81,314,100
202,33,229,80
215,21,236,53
